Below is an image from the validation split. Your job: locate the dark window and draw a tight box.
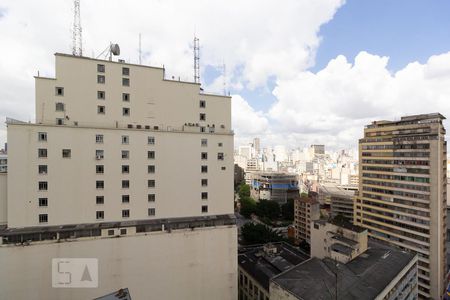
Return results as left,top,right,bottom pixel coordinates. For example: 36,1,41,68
148,194,156,202
39,198,48,207
148,136,155,145
96,180,104,189
201,192,208,200
122,135,129,144
122,195,130,203
96,150,104,159
96,134,104,143
122,180,130,189
122,93,130,102
218,142,223,147
97,75,105,84
122,150,129,159
39,214,48,223
97,64,105,73
201,205,208,213
38,181,48,191
148,208,155,216
97,91,105,99
122,165,129,173
55,87,64,96
97,105,105,114
201,165,208,173
38,148,47,158
55,102,65,111
122,209,130,218
38,165,48,174
96,196,104,204
217,153,224,160
62,149,71,158
96,165,104,174
38,132,47,141
201,152,208,160
56,118,64,125
148,180,155,188
221,166,226,170
148,151,155,159
120,228,127,235
199,100,206,108
200,113,206,121
123,107,130,116
148,165,155,173
201,179,208,186
201,139,207,146
122,67,130,76
108,229,114,236
96,211,104,220
122,78,130,86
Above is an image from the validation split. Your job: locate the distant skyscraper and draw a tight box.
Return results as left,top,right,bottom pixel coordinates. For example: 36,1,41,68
253,137,260,156
355,113,447,299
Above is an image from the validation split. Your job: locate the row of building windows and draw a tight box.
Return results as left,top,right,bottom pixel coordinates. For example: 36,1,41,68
37,148,155,160
361,143,430,150
362,152,430,158
362,166,430,174
362,179,430,192
359,199,430,217
93,164,155,174
362,186,430,201
97,106,130,116
362,173,429,183
361,192,430,208
96,91,130,102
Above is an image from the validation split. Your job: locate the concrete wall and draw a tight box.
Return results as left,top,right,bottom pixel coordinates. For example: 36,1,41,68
0,226,237,300
269,282,297,300
0,173,6,225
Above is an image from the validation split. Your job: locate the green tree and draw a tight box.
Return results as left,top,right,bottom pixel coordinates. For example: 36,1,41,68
238,184,251,199
256,200,280,220
281,199,294,220
240,196,257,218
241,223,282,244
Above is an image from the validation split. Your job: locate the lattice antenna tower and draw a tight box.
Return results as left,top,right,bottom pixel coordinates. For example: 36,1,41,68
139,33,142,64
194,36,200,83
222,62,227,96
72,0,83,56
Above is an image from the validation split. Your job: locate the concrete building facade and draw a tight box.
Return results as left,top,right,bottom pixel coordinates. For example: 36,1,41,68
293,196,320,243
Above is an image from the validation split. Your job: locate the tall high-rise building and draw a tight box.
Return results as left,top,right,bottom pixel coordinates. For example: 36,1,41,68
354,113,447,299
0,53,237,299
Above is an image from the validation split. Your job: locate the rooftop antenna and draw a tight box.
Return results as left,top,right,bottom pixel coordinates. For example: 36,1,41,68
138,33,142,64
222,62,227,96
194,36,200,84
72,0,83,56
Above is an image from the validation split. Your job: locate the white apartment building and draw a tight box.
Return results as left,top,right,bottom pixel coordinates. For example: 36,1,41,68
0,53,237,299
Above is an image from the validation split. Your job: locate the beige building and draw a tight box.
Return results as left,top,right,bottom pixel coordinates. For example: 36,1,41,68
0,53,237,299
293,196,320,243
354,113,447,299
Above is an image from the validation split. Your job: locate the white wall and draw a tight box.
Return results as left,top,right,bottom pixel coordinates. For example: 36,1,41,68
0,173,6,225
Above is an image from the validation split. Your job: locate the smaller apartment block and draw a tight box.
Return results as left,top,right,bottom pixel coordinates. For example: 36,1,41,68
293,196,319,243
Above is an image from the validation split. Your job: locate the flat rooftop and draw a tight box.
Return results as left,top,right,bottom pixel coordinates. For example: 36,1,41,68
319,183,355,198
272,240,416,300
238,243,309,291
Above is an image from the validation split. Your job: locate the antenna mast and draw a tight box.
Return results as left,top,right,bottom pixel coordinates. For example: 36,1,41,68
194,36,200,84
222,62,227,96
139,33,142,64
72,0,83,56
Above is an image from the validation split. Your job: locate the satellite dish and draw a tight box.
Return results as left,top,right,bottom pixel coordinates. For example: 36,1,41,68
110,44,120,56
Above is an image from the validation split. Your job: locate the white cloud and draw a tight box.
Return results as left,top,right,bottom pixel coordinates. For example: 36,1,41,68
232,94,269,141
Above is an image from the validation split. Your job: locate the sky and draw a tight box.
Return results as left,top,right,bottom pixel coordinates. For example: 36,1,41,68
1,0,450,151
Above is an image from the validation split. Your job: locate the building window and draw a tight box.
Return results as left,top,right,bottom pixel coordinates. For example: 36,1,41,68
38,181,48,191
201,205,208,213
39,214,48,223
122,93,130,102
148,136,155,145
199,100,206,108
97,105,105,114
97,75,105,84
96,134,104,143
201,179,208,186
221,166,226,170
122,67,130,76
218,142,223,147
148,151,155,159
96,180,104,189
38,132,47,141
201,165,208,173
120,228,127,235
62,149,71,158
122,180,130,189
55,87,64,96
148,165,155,173
148,208,155,216
201,152,208,160
108,229,114,236
39,198,48,207
55,102,65,111
122,195,130,203
96,165,104,174
122,165,129,174
201,192,208,200
38,148,47,158
38,165,48,175
96,150,104,159
122,135,129,144
122,150,129,159
209,127,215,133
96,211,104,220
56,118,64,125
148,180,155,188
122,209,130,218
96,196,104,205
201,139,207,146
200,127,206,133
97,91,105,100
97,64,105,73
122,78,130,86
123,107,130,116
217,153,224,160
200,113,206,121
148,194,155,202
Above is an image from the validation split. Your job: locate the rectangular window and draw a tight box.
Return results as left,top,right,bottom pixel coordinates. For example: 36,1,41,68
201,139,207,146
39,198,48,207
148,180,155,188
39,214,48,223
199,113,206,121
97,75,105,84
201,205,208,213
38,181,48,191
122,93,130,102
201,165,208,173
96,211,104,220
218,142,223,147
122,165,129,174
96,196,104,204
148,194,156,202
120,228,127,235
122,78,130,86
97,91,105,100
108,229,114,236
38,132,47,141
201,179,208,186
55,102,65,111
123,107,130,116
122,195,130,203
148,165,155,173
96,165,104,174
148,208,155,216
55,87,64,96
38,165,48,175
96,134,104,143
122,150,129,159
201,192,208,200
62,149,71,158
122,135,129,144
200,127,206,133
97,64,105,73
96,180,104,189
217,152,224,160
122,180,130,189
122,67,130,76
148,136,155,145
201,152,208,160
38,148,47,158
199,100,206,108
96,150,104,159
97,105,105,114
148,151,155,159
122,209,130,218
221,166,226,170
56,118,64,125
